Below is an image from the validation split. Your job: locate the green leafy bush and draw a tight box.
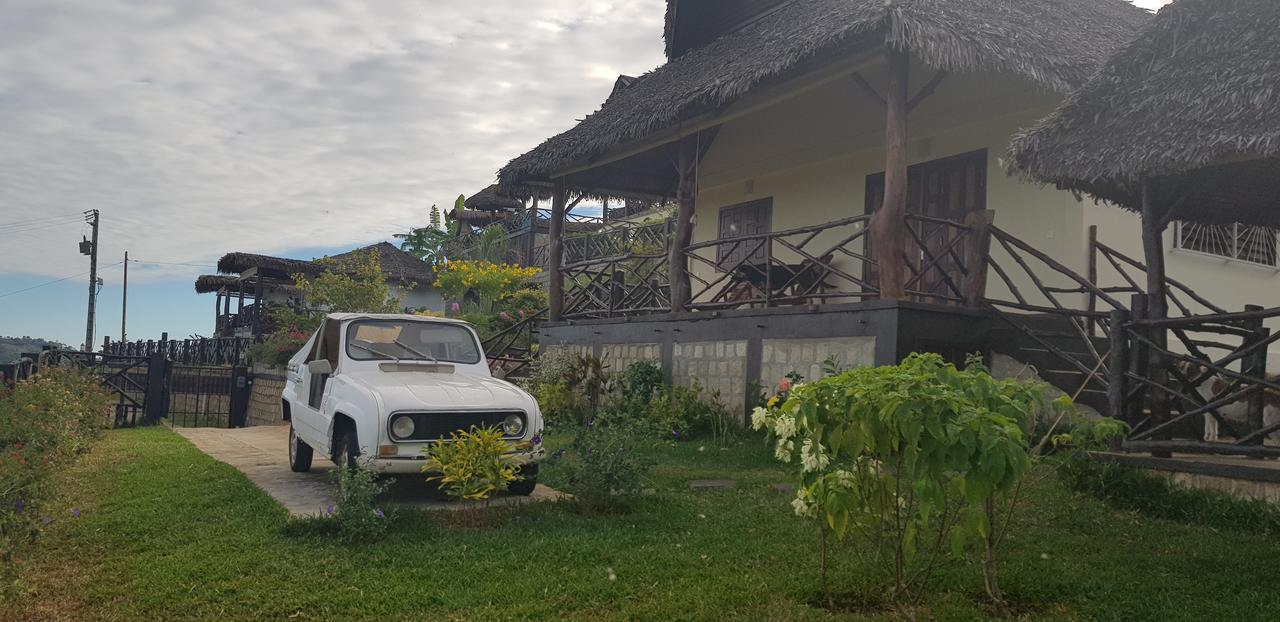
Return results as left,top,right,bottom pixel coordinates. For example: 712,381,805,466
423,426,517,502
549,421,656,513
643,380,729,441
282,459,391,543
1,370,109,585
753,353,1063,606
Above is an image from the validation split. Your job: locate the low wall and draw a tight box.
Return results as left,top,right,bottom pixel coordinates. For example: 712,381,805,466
540,301,996,420
248,372,288,427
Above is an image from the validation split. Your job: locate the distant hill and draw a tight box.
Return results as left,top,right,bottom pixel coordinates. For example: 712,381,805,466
0,336,67,363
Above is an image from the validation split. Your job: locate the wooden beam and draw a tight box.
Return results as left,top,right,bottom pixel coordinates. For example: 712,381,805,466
961,210,994,306
849,72,886,108
1140,178,1169,322
548,178,568,322
669,142,697,311
871,47,910,301
906,70,947,113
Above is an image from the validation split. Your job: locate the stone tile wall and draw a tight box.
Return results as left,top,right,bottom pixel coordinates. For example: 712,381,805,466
672,340,748,414
601,342,661,375
759,337,876,387
248,376,288,427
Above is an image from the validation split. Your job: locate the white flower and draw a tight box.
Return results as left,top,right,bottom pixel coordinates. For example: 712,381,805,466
799,438,830,473
831,469,857,489
750,406,769,431
773,414,797,440
791,490,816,517
774,438,795,463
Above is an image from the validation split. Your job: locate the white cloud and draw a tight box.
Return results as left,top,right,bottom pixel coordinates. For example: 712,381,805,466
0,0,666,284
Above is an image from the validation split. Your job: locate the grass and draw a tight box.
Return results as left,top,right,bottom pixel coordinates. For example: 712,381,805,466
5,428,1280,621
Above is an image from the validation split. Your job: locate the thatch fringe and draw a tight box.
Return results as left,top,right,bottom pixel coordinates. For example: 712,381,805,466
500,0,1147,189
215,242,434,286
1007,0,1280,217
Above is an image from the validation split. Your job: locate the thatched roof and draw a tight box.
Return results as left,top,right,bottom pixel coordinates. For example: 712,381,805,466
464,185,523,212
215,242,434,286
1007,0,1280,224
194,275,242,294
499,0,1148,191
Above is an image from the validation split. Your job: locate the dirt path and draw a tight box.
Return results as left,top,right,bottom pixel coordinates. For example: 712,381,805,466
174,425,564,516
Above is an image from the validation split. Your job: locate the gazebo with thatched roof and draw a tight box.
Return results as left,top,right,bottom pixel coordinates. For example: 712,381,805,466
1008,0,1280,458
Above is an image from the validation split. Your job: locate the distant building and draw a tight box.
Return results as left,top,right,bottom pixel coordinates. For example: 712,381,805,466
195,242,441,338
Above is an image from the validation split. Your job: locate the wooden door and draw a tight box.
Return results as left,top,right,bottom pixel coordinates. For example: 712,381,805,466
865,149,987,302
717,199,773,269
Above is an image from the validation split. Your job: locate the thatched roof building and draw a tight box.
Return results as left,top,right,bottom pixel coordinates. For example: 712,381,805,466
1007,0,1280,226
214,242,434,286
499,0,1148,195
194,275,248,295
464,184,524,212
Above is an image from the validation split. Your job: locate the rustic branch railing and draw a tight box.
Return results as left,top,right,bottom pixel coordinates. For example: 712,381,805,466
683,214,881,310
1090,235,1227,320
104,337,256,366
1108,301,1280,458
481,308,547,378
562,250,672,319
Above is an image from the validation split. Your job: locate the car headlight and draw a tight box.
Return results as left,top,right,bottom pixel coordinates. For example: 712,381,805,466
390,416,416,440
502,414,525,437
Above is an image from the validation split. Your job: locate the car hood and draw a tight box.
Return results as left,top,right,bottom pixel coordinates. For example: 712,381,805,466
344,370,533,412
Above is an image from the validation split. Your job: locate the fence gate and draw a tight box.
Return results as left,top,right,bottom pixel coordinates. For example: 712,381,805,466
38,351,167,427
166,364,251,428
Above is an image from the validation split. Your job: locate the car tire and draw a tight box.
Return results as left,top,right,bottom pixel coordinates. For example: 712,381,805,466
508,465,538,496
289,425,313,473
333,429,359,471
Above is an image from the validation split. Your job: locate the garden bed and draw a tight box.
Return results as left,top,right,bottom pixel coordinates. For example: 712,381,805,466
6,426,1280,620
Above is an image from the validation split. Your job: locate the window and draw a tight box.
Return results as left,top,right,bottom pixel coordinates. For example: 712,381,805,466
717,198,773,268
1174,221,1279,267
346,320,482,364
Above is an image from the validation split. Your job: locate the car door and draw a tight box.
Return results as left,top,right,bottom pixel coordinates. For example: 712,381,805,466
288,323,329,448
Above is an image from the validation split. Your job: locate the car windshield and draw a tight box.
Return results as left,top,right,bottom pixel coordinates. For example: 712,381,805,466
345,320,482,365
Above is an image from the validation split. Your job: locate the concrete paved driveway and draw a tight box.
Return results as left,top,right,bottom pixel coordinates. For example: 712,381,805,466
175,425,564,516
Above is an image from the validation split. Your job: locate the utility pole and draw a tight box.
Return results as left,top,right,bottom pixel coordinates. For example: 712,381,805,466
121,250,128,344
81,209,100,352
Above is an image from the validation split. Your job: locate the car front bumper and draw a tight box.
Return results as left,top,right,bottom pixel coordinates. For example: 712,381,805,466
366,447,544,474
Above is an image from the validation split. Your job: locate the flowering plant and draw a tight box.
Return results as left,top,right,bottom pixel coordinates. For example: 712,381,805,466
753,353,1062,605
433,260,540,312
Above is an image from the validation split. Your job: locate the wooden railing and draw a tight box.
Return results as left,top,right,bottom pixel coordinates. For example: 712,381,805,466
1109,300,1280,458
104,337,256,366
562,249,671,319
481,309,547,378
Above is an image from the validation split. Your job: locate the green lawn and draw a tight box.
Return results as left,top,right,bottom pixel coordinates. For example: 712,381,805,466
5,427,1280,621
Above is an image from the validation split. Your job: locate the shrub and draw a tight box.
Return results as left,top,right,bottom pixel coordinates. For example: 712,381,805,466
753,353,1063,607
644,380,727,441
0,369,109,585
433,261,540,312
423,426,517,502
282,460,391,543
620,361,664,404
550,421,656,513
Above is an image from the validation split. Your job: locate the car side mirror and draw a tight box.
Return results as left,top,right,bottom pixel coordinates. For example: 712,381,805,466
307,360,333,375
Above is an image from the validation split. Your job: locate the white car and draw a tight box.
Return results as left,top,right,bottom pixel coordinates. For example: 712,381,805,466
282,313,544,494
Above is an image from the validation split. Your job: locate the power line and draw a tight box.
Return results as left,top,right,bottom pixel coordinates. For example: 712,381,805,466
0,213,86,230
128,258,218,269
0,261,123,300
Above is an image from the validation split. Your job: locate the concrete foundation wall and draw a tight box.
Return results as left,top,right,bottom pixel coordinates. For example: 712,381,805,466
672,340,749,413
760,337,876,388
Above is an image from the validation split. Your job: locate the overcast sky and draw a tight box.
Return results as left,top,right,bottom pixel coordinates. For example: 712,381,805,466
0,0,1169,346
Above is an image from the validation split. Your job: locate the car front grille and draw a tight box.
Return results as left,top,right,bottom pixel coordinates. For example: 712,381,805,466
390,411,525,442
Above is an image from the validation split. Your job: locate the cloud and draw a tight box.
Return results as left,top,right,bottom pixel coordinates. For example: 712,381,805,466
0,0,666,284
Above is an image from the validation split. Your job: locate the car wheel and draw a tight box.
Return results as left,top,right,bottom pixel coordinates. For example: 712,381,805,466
289,425,313,473
508,465,538,496
333,429,359,471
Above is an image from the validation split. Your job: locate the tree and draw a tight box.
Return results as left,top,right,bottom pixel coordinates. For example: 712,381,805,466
395,204,453,267
293,249,403,314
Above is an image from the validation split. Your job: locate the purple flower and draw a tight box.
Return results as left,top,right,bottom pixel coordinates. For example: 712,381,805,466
672,430,682,440
325,504,335,515
40,516,52,526
70,508,80,518
450,302,461,313
531,433,542,446
373,509,386,519
14,499,23,512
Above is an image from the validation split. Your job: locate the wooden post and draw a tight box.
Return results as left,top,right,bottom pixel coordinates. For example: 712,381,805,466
670,144,696,312
548,178,567,322
1107,308,1131,427
609,268,625,317
215,290,222,330
871,46,910,301
1243,304,1268,443
254,277,265,334
961,210,995,306
1139,182,1171,457
1128,294,1149,429
1087,225,1099,335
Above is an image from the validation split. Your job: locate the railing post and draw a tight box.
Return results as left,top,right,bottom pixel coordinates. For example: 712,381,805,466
961,209,995,306
1087,225,1099,335
1107,308,1131,434
548,178,567,322
1243,304,1268,443
609,267,624,317
669,144,696,312
872,45,910,301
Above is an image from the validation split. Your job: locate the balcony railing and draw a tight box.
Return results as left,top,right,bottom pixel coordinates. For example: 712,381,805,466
560,213,981,319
